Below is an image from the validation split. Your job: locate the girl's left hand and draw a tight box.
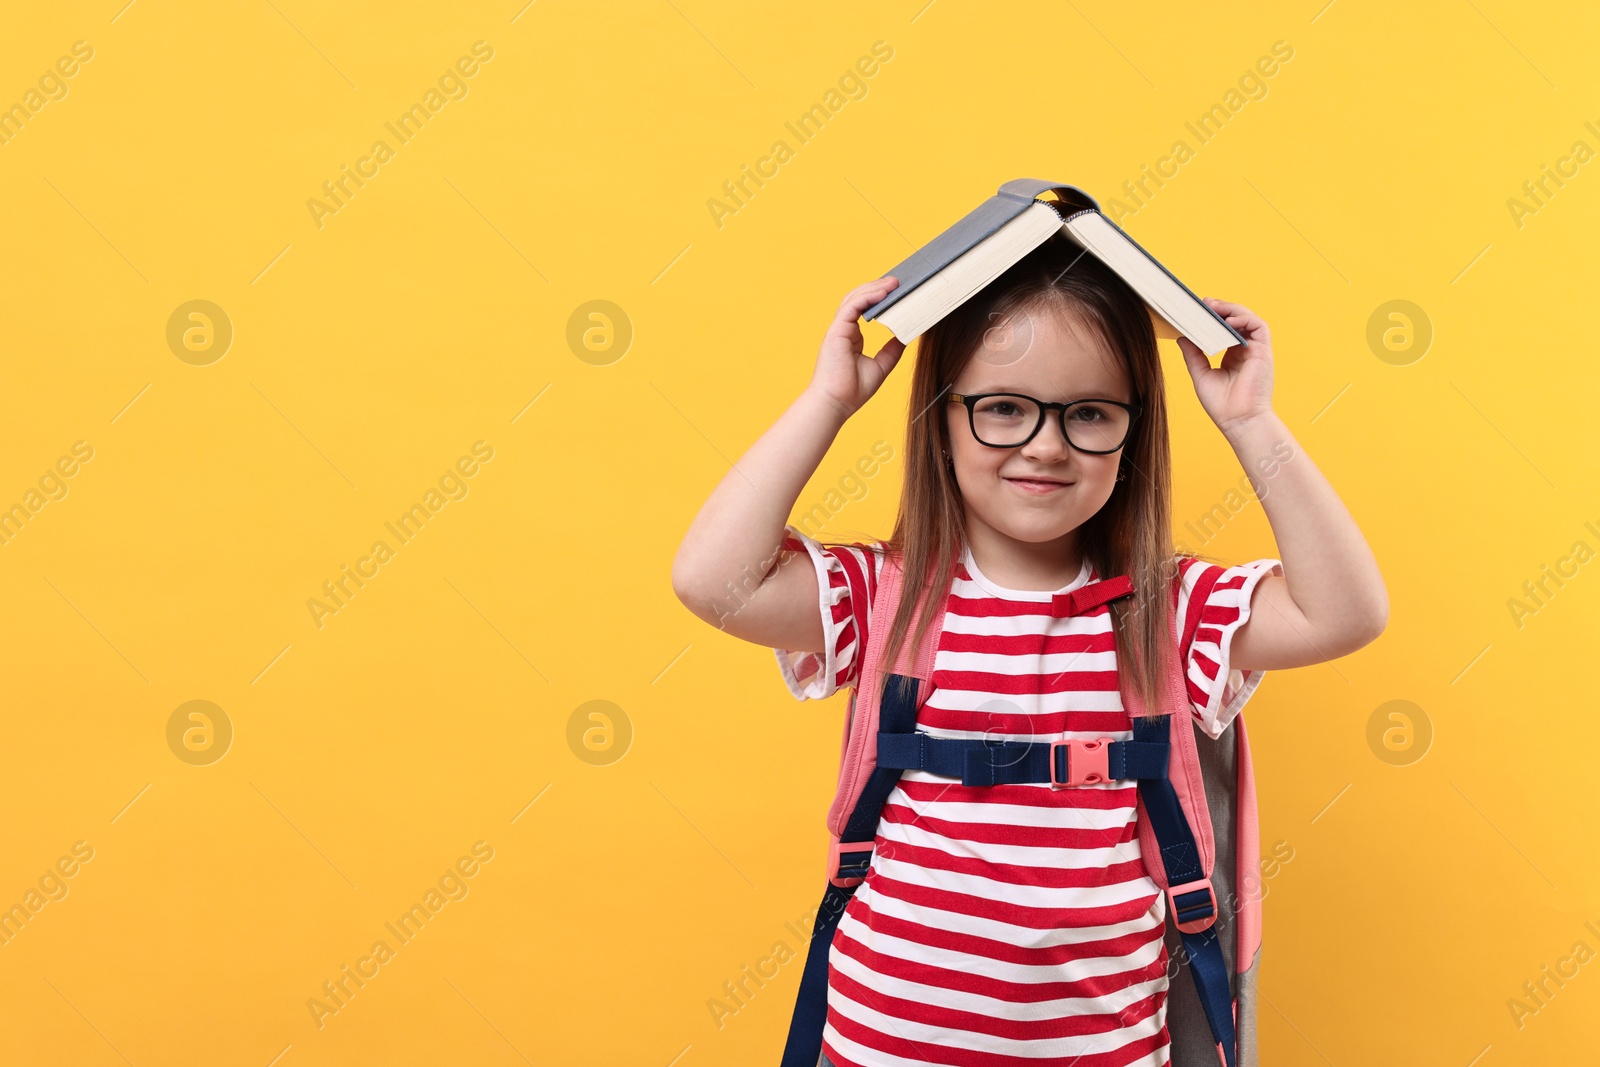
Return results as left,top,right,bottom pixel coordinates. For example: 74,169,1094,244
1176,298,1275,437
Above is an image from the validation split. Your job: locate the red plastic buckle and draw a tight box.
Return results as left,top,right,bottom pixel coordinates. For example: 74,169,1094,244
1168,877,1218,934
1049,736,1114,788
827,836,874,888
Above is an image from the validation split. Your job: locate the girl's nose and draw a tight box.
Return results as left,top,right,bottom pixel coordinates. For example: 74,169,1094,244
1020,411,1073,460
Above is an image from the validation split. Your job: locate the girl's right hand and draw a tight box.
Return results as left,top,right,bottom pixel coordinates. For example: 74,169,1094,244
807,276,907,418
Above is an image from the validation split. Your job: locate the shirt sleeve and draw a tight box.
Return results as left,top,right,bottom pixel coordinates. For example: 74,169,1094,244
1174,555,1284,740
772,524,885,701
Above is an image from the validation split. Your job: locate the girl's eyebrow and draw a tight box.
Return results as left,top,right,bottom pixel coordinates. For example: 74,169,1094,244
972,385,1127,399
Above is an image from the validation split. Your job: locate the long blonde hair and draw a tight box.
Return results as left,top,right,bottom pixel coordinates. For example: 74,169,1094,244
867,233,1194,724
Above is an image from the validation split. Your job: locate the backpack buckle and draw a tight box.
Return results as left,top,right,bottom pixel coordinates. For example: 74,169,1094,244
827,836,873,888
1050,737,1113,788
1167,877,1218,933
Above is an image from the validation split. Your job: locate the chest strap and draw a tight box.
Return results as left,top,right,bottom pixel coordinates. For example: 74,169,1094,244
876,732,1169,786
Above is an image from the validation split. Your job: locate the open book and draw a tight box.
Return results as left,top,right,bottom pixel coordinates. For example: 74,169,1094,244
861,179,1245,356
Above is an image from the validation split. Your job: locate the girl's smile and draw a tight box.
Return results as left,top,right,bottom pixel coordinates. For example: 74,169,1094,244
1005,475,1073,494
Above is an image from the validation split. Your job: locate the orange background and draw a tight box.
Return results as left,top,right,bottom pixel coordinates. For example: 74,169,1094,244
0,1,1596,1064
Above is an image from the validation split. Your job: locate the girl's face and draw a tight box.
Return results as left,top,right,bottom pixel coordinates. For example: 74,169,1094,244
945,304,1135,557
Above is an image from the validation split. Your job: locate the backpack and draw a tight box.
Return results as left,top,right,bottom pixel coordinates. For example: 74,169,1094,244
781,550,1263,1067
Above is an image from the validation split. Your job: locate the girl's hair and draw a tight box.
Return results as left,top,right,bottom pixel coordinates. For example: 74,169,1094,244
872,232,1195,725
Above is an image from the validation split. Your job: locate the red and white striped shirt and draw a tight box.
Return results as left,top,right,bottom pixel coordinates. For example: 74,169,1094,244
775,525,1282,1067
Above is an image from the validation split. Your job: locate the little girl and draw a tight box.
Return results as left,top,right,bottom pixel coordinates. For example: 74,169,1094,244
672,235,1387,1067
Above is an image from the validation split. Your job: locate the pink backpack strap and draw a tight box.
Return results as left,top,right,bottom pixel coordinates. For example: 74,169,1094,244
824,552,901,846
824,548,947,884
1234,713,1262,971
1130,561,1224,895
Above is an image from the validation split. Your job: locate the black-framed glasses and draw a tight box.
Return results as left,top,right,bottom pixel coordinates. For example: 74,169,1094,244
948,392,1142,453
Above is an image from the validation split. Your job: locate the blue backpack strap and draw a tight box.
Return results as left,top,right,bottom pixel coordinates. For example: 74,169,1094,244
781,672,923,1067
1133,712,1237,1067
780,880,851,1067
